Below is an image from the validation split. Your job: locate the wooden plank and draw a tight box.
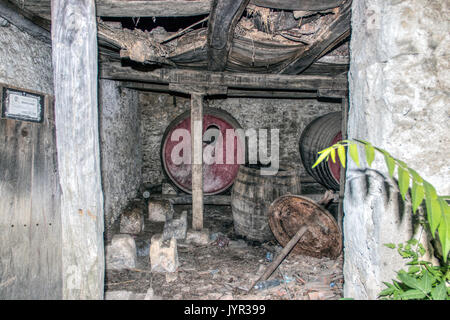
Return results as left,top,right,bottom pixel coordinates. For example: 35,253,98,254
337,95,348,232
96,0,211,17
279,1,352,74
51,0,104,300
250,0,345,11
121,81,323,98
191,93,204,230
148,194,231,205
207,0,250,71
0,0,51,43
9,0,211,19
100,62,348,91
0,87,62,299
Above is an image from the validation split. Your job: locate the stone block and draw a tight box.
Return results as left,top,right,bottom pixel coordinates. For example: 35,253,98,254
104,290,133,300
162,211,187,240
120,207,144,234
148,199,174,222
150,234,179,273
106,234,137,270
162,182,177,195
185,229,210,246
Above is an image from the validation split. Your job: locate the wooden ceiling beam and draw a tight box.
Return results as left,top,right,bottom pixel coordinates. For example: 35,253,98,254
207,0,249,71
0,0,51,43
278,1,351,75
100,61,347,91
96,0,211,17
249,0,345,11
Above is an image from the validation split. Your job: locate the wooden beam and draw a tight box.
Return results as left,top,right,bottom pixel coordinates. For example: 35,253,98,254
279,1,352,74
207,0,250,71
51,0,105,300
190,93,204,230
0,0,51,43
121,81,324,99
250,0,345,11
100,62,348,91
96,0,211,17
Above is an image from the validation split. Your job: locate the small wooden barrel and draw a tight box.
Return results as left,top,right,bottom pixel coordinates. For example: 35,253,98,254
231,164,301,241
268,195,342,259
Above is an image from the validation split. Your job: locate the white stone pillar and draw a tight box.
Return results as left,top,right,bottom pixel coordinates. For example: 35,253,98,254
345,0,449,299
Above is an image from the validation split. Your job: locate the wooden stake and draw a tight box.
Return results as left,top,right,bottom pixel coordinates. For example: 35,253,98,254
249,219,313,292
191,93,204,230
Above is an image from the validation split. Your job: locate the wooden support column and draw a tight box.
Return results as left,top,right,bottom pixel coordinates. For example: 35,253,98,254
191,93,204,230
337,95,348,232
51,0,104,299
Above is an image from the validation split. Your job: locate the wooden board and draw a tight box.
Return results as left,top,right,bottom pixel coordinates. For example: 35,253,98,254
0,87,62,300
100,61,348,91
51,0,105,300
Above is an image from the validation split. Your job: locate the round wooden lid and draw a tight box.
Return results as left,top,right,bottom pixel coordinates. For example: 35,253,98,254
268,195,342,259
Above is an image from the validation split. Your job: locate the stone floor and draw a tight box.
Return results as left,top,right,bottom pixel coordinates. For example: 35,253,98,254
104,204,343,300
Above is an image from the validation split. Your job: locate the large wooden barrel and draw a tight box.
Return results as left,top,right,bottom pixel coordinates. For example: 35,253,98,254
161,107,243,195
231,164,301,241
299,112,342,191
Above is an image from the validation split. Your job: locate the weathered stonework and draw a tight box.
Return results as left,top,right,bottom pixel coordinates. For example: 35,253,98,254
0,23,53,94
99,80,142,230
345,0,450,299
139,92,342,187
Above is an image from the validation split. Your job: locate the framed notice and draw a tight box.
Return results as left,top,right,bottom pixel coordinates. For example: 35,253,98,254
1,87,44,123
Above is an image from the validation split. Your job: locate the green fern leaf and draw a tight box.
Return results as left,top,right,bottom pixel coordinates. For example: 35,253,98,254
398,166,410,201
383,154,396,178
411,181,425,214
337,144,346,168
330,148,336,163
348,143,360,167
312,148,332,168
364,143,375,167
424,181,441,237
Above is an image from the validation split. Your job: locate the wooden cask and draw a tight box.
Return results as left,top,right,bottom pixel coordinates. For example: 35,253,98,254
231,164,301,241
299,111,342,191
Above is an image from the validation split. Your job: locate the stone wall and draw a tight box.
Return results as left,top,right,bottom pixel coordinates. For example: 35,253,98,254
0,21,52,94
344,0,449,299
139,92,342,188
99,80,142,230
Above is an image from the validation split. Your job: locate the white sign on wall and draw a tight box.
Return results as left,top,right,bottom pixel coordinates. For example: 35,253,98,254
1,87,44,123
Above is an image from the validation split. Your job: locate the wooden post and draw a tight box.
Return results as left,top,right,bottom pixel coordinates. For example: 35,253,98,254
337,95,348,231
191,93,204,230
51,0,104,299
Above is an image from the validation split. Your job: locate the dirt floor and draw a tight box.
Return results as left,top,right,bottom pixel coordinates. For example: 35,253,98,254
105,204,344,300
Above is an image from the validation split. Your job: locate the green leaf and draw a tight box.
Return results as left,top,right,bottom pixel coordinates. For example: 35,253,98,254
398,289,426,300
384,243,396,249
379,286,395,297
408,266,420,274
411,180,425,214
418,271,433,294
437,198,450,262
312,148,332,169
397,271,421,290
330,148,336,163
383,154,396,178
408,168,423,183
348,143,360,167
397,165,410,201
424,181,441,236
337,145,346,168
431,281,447,300
364,143,375,167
